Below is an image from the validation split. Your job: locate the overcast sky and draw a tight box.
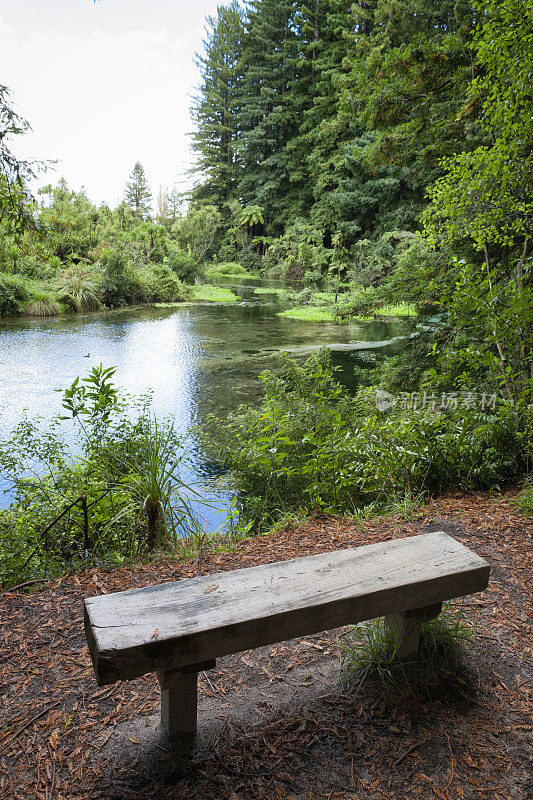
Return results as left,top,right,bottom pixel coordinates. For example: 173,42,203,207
1,0,228,208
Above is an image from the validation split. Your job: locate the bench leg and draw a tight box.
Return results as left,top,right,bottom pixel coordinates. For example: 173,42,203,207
385,603,442,660
158,670,197,740
157,659,216,743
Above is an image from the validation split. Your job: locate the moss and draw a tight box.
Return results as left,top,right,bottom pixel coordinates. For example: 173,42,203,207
376,303,415,317
204,262,254,279
277,306,338,322
153,302,194,308
193,284,240,303
253,286,294,298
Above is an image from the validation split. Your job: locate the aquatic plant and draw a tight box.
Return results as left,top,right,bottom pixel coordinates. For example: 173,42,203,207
193,284,239,302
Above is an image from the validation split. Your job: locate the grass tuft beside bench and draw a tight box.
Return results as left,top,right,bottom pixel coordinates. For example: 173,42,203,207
84,531,489,744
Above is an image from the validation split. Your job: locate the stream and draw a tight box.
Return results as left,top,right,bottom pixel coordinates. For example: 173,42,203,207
0,280,414,529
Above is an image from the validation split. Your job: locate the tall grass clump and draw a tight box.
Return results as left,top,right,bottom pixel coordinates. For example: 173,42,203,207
511,474,533,515
121,416,198,549
56,265,100,311
26,288,61,316
341,603,473,697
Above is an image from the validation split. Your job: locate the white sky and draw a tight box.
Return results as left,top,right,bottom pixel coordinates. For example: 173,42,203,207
0,0,228,208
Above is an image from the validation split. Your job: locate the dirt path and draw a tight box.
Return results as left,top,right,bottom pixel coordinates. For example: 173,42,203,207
1,492,531,799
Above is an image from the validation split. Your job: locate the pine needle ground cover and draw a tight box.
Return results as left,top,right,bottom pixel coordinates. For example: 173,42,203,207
1,491,531,800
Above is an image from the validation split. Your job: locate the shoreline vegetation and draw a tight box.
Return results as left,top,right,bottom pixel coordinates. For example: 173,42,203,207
277,301,414,323
0,279,243,319
1,354,531,591
0,278,416,322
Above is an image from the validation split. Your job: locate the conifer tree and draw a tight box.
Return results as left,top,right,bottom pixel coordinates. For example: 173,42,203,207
166,185,183,226
124,162,152,220
156,185,183,230
187,0,481,256
238,0,299,230
190,1,245,208
0,83,42,233
286,0,354,227
339,0,477,214
306,0,476,247
156,185,168,225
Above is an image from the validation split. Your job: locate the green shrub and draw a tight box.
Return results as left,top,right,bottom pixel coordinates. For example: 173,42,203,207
262,220,331,282
204,261,251,278
15,255,48,279
302,268,323,287
98,248,136,308
172,204,222,264
0,366,201,588
166,246,198,283
334,286,383,319
309,291,336,307
0,272,30,315
57,265,100,311
136,265,191,303
201,352,530,529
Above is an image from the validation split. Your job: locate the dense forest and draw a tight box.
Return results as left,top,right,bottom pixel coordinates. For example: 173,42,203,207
0,0,532,585
0,153,244,316
187,0,532,397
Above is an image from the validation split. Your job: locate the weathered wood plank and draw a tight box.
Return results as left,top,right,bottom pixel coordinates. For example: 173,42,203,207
84,532,489,685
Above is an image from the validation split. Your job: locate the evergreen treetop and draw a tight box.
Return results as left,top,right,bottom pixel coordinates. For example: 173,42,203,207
124,162,152,221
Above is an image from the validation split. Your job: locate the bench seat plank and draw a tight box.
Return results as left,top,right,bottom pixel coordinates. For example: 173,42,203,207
85,531,489,686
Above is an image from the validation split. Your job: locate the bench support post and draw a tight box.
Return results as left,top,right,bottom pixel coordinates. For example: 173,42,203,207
159,671,197,741
157,659,216,743
385,603,442,660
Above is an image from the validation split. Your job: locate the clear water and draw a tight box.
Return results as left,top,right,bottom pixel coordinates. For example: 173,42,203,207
0,282,412,529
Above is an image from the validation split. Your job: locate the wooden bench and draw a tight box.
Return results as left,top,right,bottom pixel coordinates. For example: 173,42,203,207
84,531,489,743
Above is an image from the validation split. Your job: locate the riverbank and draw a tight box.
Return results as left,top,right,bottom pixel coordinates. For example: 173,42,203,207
0,268,415,323
1,489,531,800
277,301,414,323
0,276,241,320
250,286,417,323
